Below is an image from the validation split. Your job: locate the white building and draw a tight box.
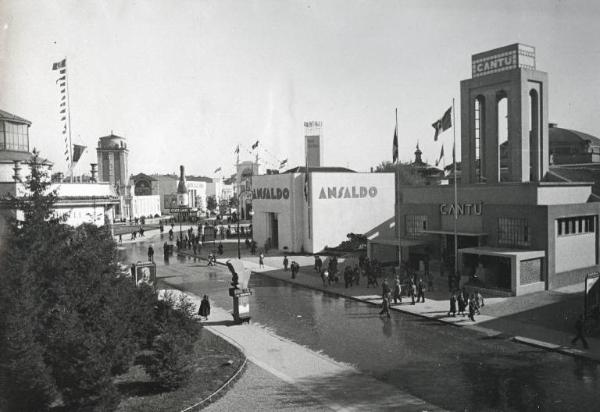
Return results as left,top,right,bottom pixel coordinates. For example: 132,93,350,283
251,167,395,253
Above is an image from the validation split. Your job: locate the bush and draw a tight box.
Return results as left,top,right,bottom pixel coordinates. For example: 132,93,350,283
144,293,199,390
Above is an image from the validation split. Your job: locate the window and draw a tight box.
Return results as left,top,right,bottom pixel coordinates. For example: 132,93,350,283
2,121,29,151
557,216,596,237
406,215,428,238
498,217,530,247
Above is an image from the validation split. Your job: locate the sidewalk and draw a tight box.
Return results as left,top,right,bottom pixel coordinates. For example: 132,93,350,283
195,251,600,363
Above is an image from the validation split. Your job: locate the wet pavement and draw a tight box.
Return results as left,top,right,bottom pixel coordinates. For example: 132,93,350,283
119,235,600,411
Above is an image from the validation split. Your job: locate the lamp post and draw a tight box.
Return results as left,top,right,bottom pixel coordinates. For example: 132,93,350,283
176,165,189,247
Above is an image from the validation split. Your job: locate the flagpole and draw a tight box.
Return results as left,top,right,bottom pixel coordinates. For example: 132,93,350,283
65,57,74,182
452,98,458,283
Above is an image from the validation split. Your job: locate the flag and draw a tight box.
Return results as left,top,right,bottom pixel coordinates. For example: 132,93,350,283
72,144,86,164
234,145,239,154
251,140,259,150
392,122,398,163
52,58,66,70
435,145,445,167
432,107,452,141
279,159,288,169
60,109,66,114
61,116,66,121
56,75,65,84
60,69,66,75
214,167,222,173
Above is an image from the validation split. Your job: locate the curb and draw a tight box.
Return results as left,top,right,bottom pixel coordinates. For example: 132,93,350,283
175,252,600,364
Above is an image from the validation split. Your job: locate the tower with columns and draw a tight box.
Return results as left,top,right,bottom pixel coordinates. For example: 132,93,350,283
460,44,549,184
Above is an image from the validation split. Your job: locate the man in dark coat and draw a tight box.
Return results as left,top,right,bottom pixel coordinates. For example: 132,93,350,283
198,295,211,321
147,245,154,262
417,278,426,303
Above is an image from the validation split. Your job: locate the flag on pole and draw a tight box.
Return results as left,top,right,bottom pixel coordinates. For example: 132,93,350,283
279,159,288,169
251,140,259,150
234,145,239,154
52,58,66,70
214,167,222,173
59,69,66,75
432,107,452,141
56,75,65,84
393,122,398,163
71,144,86,164
435,145,445,167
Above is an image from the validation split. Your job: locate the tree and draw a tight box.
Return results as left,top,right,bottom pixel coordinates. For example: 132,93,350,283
373,160,427,186
0,152,157,411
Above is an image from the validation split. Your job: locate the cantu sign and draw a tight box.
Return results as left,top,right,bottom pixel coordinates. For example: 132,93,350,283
318,186,377,199
440,202,483,216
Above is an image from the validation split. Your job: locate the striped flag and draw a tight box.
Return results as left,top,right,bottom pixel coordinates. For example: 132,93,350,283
279,159,288,169
52,58,66,70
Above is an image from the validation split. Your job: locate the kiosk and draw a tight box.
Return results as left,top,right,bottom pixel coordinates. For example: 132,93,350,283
226,259,252,323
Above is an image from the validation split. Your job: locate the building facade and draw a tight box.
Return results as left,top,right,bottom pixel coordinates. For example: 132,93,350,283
373,44,600,296
252,168,395,253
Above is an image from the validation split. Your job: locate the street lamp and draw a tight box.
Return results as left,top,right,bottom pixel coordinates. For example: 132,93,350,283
176,165,189,247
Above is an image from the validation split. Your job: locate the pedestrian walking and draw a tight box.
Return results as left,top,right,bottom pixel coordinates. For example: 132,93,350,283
410,278,417,305
344,266,353,288
571,314,589,349
118,233,122,244
468,294,477,321
382,278,391,299
448,292,457,317
379,293,391,318
476,290,484,314
198,295,211,321
259,252,264,268
147,245,154,262
314,255,322,273
283,255,289,271
417,278,426,303
393,278,402,305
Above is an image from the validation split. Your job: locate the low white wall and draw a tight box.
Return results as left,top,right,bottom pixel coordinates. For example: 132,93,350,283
132,195,161,218
555,232,596,273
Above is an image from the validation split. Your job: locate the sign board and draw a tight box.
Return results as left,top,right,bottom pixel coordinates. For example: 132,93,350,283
471,44,536,78
134,261,157,289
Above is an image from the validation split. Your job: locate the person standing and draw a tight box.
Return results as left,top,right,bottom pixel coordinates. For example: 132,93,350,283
379,293,391,318
448,292,457,317
468,294,477,321
147,245,154,262
283,255,289,271
392,278,402,305
381,278,391,300
259,252,264,268
198,295,211,321
417,278,426,303
457,290,467,316
571,314,589,349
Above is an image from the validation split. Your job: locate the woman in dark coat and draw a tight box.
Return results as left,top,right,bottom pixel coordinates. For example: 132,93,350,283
198,295,211,320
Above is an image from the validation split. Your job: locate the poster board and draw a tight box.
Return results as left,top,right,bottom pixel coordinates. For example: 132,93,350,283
134,261,157,289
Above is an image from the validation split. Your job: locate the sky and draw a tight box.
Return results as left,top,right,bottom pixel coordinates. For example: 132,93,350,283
1,0,600,177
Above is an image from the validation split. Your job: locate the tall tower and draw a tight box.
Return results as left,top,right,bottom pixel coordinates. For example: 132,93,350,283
96,133,129,192
304,121,323,168
460,44,548,184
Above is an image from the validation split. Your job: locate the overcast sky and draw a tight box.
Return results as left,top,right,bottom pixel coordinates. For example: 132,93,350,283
1,0,600,177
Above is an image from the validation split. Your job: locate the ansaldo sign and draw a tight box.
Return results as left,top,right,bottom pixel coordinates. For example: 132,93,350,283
253,187,290,200
318,186,378,199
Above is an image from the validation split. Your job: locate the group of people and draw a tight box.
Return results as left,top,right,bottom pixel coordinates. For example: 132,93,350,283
448,289,484,321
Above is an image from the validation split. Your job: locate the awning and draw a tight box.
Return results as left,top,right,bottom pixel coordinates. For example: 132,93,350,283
367,237,428,247
458,246,545,259
421,229,488,237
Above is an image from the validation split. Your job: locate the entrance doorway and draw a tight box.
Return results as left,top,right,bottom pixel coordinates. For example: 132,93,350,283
269,213,279,250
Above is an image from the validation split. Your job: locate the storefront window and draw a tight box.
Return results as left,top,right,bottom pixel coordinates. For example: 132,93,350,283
498,217,530,247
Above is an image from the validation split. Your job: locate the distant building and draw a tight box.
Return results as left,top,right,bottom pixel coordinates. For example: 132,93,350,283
0,109,119,242
304,121,323,168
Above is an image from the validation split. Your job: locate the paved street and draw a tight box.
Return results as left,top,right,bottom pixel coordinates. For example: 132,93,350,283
119,232,600,411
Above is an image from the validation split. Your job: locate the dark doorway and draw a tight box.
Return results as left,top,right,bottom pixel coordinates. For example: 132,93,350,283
270,213,279,249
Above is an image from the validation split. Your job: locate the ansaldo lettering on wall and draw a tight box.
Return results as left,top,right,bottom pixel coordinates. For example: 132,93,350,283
253,187,290,200
318,186,378,199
